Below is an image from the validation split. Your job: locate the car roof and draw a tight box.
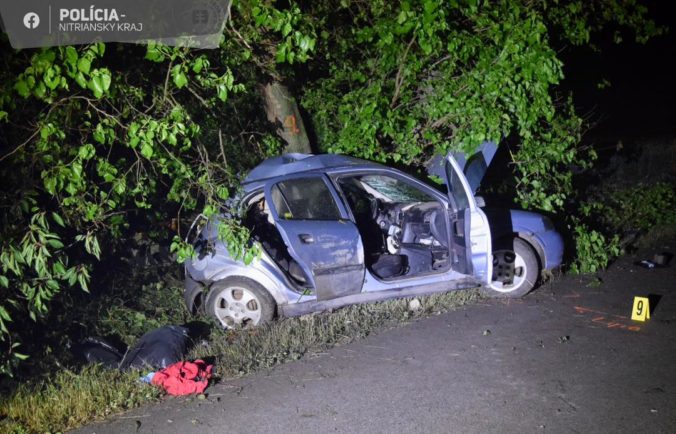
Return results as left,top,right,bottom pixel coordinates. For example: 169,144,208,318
243,153,385,186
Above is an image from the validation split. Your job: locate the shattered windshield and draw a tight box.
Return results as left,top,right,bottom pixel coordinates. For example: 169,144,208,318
358,175,431,203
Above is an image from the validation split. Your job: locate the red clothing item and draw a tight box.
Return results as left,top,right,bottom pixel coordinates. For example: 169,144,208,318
151,360,213,395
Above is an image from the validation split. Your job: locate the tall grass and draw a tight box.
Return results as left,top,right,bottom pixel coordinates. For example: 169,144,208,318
1,289,480,433
192,290,482,376
0,366,161,433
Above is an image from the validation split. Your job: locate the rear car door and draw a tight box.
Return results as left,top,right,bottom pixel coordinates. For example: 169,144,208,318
264,175,365,300
444,155,492,284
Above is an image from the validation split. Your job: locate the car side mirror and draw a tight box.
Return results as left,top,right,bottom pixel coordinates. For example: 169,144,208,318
475,196,486,208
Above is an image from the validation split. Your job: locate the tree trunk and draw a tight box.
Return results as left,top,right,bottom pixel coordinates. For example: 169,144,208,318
262,82,312,154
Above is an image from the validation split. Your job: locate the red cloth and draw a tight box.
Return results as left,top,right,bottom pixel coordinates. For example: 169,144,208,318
151,360,213,396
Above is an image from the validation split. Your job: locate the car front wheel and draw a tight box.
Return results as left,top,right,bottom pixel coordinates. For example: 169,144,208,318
486,238,539,298
206,277,276,328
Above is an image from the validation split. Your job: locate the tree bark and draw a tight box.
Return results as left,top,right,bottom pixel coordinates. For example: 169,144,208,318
262,82,312,154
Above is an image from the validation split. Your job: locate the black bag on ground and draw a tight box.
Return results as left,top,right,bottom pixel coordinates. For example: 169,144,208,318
73,337,124,369
119,325,190,371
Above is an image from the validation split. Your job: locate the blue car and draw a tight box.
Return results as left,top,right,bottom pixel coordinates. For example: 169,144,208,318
184,149,563,328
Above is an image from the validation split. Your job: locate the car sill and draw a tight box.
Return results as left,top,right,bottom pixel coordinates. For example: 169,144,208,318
280,278,480,317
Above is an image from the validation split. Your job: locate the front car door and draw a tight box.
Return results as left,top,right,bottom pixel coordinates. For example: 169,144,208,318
264,175,365,300
444,155,492,284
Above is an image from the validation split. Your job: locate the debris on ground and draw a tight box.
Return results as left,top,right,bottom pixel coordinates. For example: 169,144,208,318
408,299,422,312
635,252,673,269
120,325,190,370
586,277,603,288
482,329,491,336
73,337,125,369
150,360,214,396
75,325,190,371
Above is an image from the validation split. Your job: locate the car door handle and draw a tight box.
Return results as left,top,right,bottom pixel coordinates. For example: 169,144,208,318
299,234,314,244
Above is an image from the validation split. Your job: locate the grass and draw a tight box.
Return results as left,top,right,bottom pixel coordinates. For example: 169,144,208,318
0,366,161,433
0,289,480,433
192,289,482,377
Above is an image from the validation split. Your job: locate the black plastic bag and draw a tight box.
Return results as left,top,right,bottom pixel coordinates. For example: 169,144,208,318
73,337,124,369
119,325,190,370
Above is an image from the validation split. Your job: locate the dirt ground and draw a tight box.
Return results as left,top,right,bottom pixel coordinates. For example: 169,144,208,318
76,238,676,434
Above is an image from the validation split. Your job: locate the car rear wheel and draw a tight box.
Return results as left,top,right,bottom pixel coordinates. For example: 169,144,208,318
485,238,539,298
206,277,276,328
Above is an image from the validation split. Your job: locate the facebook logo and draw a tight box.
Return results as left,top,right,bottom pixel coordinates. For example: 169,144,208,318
23,12,40,30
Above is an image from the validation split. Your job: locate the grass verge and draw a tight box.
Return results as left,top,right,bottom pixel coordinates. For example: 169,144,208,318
1,289,480,433
191,289,482,377
0,366,161,433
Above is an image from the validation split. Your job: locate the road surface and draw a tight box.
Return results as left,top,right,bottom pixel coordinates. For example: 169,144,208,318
77,241,676,433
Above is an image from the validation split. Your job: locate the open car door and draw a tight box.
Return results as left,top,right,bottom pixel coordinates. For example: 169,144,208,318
264,175,365,301
444,155,492,284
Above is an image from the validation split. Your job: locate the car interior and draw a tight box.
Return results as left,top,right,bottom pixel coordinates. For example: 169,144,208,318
336,174,451,280
243,194,310,287
242,173,453,292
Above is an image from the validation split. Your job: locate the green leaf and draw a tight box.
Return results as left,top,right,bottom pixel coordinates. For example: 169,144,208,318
192,57,205,73
88,76,104,98
65,46,78,66
46,239,64,249
78,143,95,160
217,84,228,102
172,65,188,88
43,66,61,90
99,69,112,91
33,82,46,98
145,42,165,62
74,71,87,88
140,142,154,158
77,57,91,74
0,305,11,321
14,80,30,97
51,212,65,227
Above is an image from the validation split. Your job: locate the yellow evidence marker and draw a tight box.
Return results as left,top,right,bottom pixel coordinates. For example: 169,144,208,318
631,296,650,321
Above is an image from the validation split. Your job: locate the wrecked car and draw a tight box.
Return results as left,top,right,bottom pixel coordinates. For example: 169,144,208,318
184,149,563,328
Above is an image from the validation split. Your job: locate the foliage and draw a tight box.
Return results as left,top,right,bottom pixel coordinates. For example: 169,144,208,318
192,290,480,376
0,365,161,433
299,0,662,274
0,0,664,373
570,180,676,273
301,0,660,212
0,0,316,374
84,270,191,346
582,181,676,233
568,222,622,274
0,289,478,432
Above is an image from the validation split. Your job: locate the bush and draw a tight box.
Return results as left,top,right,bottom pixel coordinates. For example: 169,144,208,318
571,181,676,273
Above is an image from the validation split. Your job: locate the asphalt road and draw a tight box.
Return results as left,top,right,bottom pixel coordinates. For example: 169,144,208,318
77,242,676,434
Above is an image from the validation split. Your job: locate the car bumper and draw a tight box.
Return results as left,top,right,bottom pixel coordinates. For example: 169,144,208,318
537,229,564,270
184,272,205,314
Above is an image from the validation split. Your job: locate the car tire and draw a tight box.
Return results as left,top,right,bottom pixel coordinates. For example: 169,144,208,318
485,238,539,298
205,277,276,328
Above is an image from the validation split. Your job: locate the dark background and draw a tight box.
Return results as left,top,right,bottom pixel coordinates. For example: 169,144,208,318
562,1,676,140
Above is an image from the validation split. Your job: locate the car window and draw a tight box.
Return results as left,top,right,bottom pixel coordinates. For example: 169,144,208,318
358,175,432,203
271,177,342,220
445,161,470,210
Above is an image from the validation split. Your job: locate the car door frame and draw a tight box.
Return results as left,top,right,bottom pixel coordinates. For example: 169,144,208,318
263,173,366,301
444,155,493,285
